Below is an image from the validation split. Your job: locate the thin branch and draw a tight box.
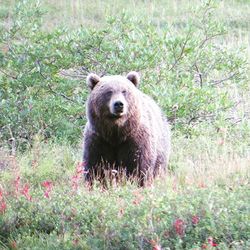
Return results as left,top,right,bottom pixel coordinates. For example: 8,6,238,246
169,30,192,71
47,84,82,104
59,70,86,79
198,32,226,49
81,66,90,74
210,72,239,86
0,68,17,79
36,60,48,80
194,63,203,87
36,60,83,104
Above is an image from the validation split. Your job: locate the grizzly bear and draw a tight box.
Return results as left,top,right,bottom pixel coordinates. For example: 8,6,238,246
83,71,171,186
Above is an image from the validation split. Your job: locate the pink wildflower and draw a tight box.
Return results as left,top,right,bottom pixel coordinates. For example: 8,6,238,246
73,238,79,246
71,162,87,191
0,200,7,214
174,218,185,237
208,237,218,247
20,184,32,201
0,189,6,213
152,245,161,250
150,240,161,250
41,181,53,198
76,161,86,174
14,176,20,193
192,215,200,225
72,174,80,191
198,182,207,188
10,240,17,249
42,180,53,188
0,189,3,200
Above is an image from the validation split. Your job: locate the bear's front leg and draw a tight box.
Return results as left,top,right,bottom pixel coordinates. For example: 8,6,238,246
83,130,115,185
118,135,155,187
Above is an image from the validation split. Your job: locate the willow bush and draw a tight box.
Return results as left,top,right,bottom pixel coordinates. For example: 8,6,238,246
0,0,248,150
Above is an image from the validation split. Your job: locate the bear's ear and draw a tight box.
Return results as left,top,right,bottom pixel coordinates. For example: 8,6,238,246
126,71,140,87
86,73,100,90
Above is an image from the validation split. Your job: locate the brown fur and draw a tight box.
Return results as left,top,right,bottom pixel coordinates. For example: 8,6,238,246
83,72,171,186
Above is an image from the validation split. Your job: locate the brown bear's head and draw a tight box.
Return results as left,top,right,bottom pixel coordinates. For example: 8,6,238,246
86,72,140,123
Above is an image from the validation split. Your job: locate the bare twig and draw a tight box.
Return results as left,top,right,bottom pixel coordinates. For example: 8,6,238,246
169,30,192,71
47,84,82,104
59,70,86,79
210,72,239,86
198,32,226,49
81,66,90,74
36,60,48,80
0,68,17,79
36,60,83,104
194,63,203,87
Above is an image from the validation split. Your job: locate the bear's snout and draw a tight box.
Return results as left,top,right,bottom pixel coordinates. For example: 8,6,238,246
109,94,127,117
114,101,124,113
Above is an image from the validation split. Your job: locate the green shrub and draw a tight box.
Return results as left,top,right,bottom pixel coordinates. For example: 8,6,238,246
0,0,248,150
0,176,249,249
0,131,249,249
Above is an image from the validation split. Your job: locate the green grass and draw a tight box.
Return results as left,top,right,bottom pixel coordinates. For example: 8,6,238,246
0,132,249,249
1,184,250,249
2,0,250,32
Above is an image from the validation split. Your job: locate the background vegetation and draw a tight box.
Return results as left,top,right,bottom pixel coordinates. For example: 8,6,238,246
0,0,249,249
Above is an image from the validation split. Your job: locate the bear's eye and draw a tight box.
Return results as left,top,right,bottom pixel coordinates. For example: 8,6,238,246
122,90,127,94
105,90,113,96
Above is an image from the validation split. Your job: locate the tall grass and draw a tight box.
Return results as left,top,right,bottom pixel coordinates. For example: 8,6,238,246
0,134,249,249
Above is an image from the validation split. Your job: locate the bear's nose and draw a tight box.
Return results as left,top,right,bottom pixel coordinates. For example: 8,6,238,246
114,101,124,112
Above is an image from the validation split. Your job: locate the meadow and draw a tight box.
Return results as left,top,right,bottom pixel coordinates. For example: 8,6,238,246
0,0,250,249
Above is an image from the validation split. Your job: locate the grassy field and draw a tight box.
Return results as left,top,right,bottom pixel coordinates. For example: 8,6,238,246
0,135,249,249
0,0,250,249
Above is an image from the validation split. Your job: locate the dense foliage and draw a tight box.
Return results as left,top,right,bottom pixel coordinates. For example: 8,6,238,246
1,186,249,249
0,149,249,249
0,0,248,150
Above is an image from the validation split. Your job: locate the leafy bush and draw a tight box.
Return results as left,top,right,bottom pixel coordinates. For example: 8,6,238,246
0,130,249,249
0,0,248,150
